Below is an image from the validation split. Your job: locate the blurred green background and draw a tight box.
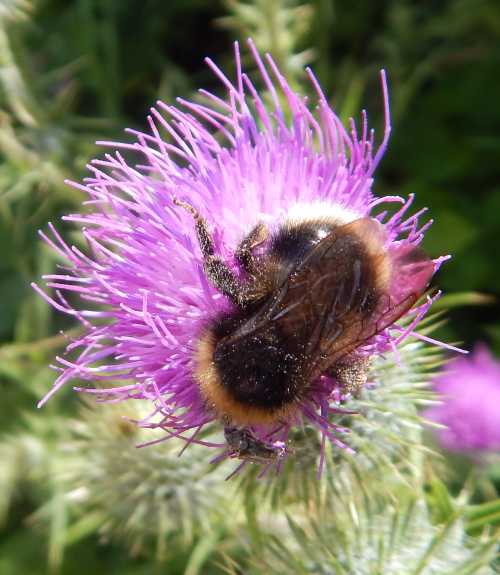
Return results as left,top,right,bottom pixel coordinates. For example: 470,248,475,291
0,0,499,573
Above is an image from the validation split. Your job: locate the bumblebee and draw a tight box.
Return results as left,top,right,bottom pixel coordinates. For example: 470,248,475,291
174,199,433,461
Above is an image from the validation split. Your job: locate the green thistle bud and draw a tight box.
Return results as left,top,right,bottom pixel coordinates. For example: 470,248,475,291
51,401,240,561
253,493,497,574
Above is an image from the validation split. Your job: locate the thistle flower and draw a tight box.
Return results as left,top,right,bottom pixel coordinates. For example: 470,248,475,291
425,345,500,454
33,40,445,471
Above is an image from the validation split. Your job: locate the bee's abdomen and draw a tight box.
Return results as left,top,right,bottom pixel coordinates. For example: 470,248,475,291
194,323,304,426
215,329,302,409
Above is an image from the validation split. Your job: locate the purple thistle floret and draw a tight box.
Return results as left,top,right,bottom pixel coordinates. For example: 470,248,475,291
426,345,500,454
33,41,446,471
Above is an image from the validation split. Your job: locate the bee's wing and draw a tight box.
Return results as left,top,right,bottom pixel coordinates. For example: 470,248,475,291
264,217,434,376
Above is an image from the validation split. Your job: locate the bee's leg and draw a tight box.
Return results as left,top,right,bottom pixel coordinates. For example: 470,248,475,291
328,355,371,396
173,198,245,305
235,223,269,275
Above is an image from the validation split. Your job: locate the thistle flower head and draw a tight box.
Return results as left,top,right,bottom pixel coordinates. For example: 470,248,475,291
34,40,444,471
426,345,500,454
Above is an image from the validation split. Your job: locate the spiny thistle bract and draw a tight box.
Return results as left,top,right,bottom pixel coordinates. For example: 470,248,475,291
252,491,498,575
33,39,448,471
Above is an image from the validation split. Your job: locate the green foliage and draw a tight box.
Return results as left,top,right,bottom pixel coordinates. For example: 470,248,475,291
220,0,315,76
